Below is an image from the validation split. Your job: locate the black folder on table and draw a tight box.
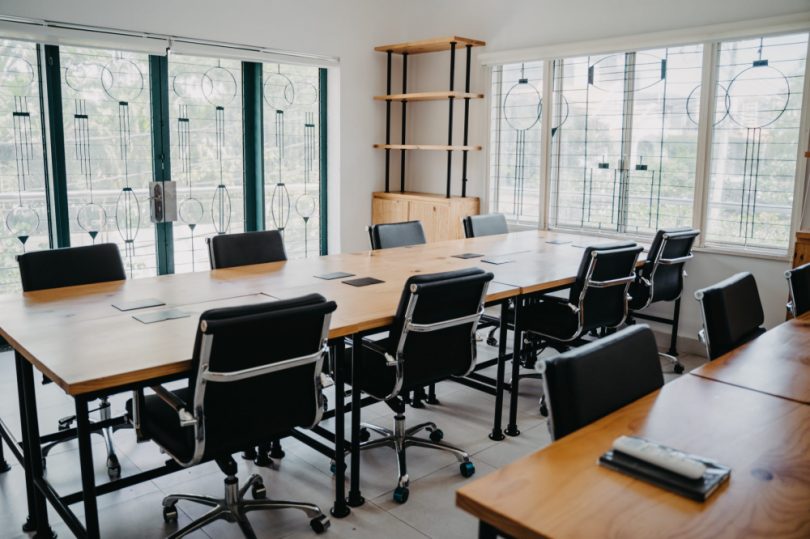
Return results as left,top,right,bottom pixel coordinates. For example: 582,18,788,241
599,449,731,502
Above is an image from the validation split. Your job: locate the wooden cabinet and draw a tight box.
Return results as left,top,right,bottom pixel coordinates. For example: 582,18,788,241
794,230,810,268
371,191,479,242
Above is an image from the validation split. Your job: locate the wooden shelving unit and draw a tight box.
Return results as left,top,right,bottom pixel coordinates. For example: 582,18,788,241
373,36,486,198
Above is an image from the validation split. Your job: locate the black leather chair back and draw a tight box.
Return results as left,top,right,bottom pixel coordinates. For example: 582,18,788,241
190,295,336,459
462,213,508,238
386,268,493,390
542,324,664,440
786,262,810,317
368,221,426,250
17,243,126,291
206,230,287,269
641,228,699,303
569,242,643,331
695,272,765,360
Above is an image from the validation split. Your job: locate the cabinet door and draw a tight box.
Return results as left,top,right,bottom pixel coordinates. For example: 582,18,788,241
372,196,409,225
407,200,451,242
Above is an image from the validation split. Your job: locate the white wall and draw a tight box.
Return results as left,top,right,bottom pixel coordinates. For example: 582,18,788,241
2,0,807,345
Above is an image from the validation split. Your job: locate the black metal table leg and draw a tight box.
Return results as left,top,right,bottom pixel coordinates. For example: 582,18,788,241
330,339,350,518
76,397,100,538
347,334,365,507
668,297,681,356
478,520,500,539
505,299,522,437
16,351,56,537
489,301,509,441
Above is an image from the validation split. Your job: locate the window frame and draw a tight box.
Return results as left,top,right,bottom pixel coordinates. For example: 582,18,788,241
485,27,810,261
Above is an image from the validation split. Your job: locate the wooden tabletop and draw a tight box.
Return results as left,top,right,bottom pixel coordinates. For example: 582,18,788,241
0,230,638,396
690,312,810,405
456,375,810,539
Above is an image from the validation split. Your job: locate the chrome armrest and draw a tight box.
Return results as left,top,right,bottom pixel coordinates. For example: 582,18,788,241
150,385,197,427
697,328,706,344
659,253,694,265
588,275,635,288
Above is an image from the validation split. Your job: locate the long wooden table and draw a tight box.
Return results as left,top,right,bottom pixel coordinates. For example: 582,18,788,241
0,229,635,538
691,312,810,405
457,375,810,539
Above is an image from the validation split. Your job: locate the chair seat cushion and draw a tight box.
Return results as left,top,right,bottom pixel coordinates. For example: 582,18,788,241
522,297,580,341
126,387,195,462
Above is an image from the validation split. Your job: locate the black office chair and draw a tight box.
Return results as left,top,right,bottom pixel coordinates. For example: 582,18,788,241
462,213,510,346
206,229,287,269
126,295,336,537
368,220,426,250
349,268,493,503
786,262,810,318
522,242,643,346
17,243,127,479
627,228,700,372
462,213,508,239
539,325,664,440
695,272,765,360
206,229,288,466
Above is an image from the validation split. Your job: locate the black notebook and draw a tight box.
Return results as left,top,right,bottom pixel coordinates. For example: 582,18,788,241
452,253,485,259
343,277,384,287
599,449,731,502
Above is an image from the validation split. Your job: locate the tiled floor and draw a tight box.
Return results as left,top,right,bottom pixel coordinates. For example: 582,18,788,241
0,341,705,539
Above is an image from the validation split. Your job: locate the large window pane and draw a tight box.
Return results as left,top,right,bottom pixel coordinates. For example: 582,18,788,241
0,39,50,293
60,45,155,277
169,55,244,273
705,33,808,252
263,63,321,258
549,45,703,235
489,61,543,224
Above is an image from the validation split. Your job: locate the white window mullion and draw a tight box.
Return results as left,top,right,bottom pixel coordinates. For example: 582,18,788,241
693,41,719,248
540,60,554,229
788,37,810,256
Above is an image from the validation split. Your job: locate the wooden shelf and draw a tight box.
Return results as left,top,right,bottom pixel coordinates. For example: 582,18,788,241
374,36,486,55
374,91,484,102
374,144,482,151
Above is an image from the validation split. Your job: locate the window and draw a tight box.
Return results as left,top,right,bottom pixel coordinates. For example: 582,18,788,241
169,55,244,273
489,31,809,255
489,61,544,224
704,33,808,251
263,63,322,258
548,44,703,234
0,39,50,293
60,45,156,277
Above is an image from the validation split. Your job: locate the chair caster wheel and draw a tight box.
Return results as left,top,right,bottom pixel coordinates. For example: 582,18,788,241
429,429,444,442
486,337,498,346
242,447,257,460
359,428,371,442
310,514,330,534
674,363,685,374
163,505,178,523
460,461,476,478
539,403,548,417
107,455,121,480
330,460,346,475
393,486,409,504
251,483,267,499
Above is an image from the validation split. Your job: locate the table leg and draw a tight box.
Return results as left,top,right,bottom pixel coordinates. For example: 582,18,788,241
489,301,509,441
16,351,56,537
505,298,522,437
478,520,500,539
76,397,101,538
347,333,365,507
330,339,350,518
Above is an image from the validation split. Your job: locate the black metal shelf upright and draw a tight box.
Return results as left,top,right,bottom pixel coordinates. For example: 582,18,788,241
374,36,485,198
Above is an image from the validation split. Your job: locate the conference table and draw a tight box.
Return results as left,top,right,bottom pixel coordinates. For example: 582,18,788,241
0,229,633,538
457,314,810,539
691,312,810,405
